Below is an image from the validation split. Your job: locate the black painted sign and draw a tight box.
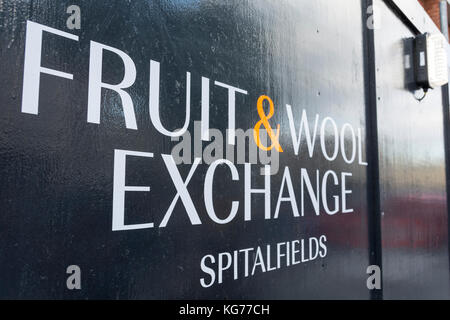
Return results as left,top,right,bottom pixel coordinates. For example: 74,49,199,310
0,0,371,299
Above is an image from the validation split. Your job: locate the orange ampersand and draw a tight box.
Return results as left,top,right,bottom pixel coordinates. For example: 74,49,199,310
253,95,283,152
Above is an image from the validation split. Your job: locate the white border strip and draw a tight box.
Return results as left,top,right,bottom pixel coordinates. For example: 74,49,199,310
392,0,450,66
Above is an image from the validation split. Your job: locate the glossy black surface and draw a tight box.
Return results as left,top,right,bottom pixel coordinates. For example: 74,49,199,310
374,0,450,299
0,0,372,299
0,0,448,300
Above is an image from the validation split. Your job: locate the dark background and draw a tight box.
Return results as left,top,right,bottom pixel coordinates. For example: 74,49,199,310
0,0,446,299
